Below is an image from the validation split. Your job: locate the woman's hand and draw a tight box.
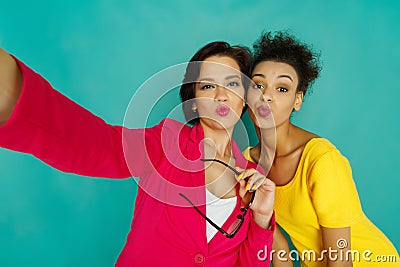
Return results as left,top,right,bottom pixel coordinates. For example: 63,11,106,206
0,48,22,126
236,168,275,229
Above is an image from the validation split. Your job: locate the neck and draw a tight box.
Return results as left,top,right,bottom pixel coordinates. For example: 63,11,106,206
200,122,233,158
255,120,294,164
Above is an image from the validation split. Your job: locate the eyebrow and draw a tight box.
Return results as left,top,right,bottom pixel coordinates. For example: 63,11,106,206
225,74,241,80
198,78,215,82
252,73,293,82
252,73,265,78
198,74,241,83
277,75,293,82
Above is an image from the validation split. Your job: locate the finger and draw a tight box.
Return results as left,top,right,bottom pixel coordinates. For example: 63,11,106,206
242,190,255,204
262,177,275,188
245,181,253,191
249,176,266,192
234,167,246,181
238,179,247,198
235,168,256,182
257,178,276,192
246,172,266,192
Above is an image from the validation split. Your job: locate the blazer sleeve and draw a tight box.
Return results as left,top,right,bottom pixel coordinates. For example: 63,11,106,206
0,57,163,178
236,212,275,266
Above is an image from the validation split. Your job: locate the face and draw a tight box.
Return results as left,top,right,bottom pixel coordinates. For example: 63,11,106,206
247,61,303,128
193,55,245,131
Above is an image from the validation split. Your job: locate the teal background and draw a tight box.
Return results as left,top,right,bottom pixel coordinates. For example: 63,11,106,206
0,1,399,266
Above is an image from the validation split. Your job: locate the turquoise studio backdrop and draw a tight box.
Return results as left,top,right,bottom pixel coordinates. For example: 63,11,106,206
0,0,399,266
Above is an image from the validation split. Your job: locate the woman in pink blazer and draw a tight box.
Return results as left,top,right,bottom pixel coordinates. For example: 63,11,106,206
0,42,275,266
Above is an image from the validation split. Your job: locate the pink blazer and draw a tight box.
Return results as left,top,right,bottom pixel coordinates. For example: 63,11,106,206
0,58,274,266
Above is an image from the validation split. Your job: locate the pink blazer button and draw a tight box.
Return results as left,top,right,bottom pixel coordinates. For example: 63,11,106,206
194,253,206,265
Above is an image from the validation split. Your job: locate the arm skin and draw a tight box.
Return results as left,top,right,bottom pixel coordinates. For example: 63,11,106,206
271,226,352,267
256,131,353,266
321,226,353,267
0,48,22,125
272,226,294,267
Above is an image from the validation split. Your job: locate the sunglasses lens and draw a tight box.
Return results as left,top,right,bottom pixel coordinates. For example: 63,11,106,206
227,218,243,235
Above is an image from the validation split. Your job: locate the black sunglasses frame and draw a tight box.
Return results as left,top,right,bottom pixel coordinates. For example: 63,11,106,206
179,158,256,239
179,191,255,238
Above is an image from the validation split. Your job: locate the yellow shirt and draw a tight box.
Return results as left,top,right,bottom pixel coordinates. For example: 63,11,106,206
243,138,399,266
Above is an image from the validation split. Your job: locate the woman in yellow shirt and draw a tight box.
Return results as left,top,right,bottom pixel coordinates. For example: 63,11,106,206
244,31,399,267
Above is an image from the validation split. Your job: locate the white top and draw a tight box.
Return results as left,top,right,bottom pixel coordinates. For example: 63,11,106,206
205,189,237,243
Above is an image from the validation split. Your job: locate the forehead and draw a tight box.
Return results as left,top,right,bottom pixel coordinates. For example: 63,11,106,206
252,61,298,81
198,56,241,79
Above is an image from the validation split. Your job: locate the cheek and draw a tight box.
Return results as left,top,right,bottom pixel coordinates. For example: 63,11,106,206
246,90,259,105
281,99,295,110
247,91,256,105
232,95,245,111
194,98,211,112
272,98,295,119
196,99,210,111
227,88,244,101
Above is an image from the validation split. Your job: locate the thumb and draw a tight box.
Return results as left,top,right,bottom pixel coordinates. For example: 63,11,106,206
238,179,247,198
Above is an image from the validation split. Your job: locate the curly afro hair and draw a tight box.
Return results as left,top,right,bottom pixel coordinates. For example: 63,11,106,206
253,31,321,95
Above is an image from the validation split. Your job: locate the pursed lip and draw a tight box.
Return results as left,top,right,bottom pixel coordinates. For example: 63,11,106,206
256,104,271,117
216,105,230,117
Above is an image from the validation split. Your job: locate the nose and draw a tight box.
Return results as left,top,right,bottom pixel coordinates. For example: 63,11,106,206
260,87,273,102
215,85,228,102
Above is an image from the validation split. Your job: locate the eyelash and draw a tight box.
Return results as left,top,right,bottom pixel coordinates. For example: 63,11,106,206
227,81,239,87
252,84,288,93
253,84,263,90
200,84,215,90
200,81,240,90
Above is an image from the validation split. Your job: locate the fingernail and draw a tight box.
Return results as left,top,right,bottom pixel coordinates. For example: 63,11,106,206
245,183,251,191
249,184,256,192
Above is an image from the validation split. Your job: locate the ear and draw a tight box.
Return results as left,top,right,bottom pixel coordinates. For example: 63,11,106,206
293,91,304,111
191,103,198,112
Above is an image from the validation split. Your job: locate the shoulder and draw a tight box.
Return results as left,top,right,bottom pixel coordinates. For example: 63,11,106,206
149,118,190,137
303,138,352,181
158,118,187,130
133,119,190,148
300,137,352,174
303,138,341,161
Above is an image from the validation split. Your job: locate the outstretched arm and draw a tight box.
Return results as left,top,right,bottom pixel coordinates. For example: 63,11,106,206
0,48,22,125
0,51,154,178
